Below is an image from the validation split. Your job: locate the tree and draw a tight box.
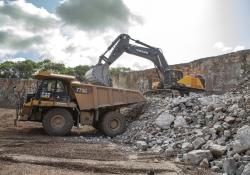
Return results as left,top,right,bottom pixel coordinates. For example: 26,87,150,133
37,59,66,73
0,61,17,78
0,59,132,80
14,60,37,79
109,67,131,76
74,65,91,81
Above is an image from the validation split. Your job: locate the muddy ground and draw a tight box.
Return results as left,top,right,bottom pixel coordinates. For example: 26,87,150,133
0,108,214,175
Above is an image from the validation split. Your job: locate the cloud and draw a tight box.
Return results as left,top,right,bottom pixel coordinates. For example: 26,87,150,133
213,42,245,53
3,57,26,62
233,45,245,52
56,0,142,32
0,30,44,50
213,42,232,52
0,1,58,32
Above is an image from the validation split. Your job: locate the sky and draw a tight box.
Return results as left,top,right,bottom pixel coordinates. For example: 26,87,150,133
0,0,249,70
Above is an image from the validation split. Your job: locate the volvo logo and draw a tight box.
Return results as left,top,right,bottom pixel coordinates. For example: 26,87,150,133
136,49,149,55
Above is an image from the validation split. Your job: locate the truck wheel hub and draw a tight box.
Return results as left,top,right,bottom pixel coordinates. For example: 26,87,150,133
110,119,119,129
51,115,65,129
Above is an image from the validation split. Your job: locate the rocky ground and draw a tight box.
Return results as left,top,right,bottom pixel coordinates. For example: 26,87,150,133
0,108,212,175
1,75,249,175
114,76,250,175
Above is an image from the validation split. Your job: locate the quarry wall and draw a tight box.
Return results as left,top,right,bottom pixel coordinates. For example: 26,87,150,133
112,50,250,92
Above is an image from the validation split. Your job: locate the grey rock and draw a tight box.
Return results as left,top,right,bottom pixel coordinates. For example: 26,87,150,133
207,104,215,112
211,166,220,172
185,116,192,124
174,116,187,128
182,142,194,153
183,150,213,165
242,163,250,175
192,137,206,149
209,128,218,140
212,160,223,168
233,153,241,161
224,130,231,138
215,107,223,113
242,155,250,161
223,158,237,175
224,116,236,124
165,147,176,157
136,141,148,151
246,150,250,155
205,114,214,121
213,124,224,132
155,112,175,129
199,158,209,168
236,165,245,175
209,144,226,158
233,125,250,153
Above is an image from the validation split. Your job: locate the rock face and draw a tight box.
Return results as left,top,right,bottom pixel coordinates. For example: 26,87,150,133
183,150,213,165
112,50,250,92
155,112,175,129
0,79,36,107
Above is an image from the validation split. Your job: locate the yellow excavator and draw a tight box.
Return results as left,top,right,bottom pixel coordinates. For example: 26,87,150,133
85,34,205,96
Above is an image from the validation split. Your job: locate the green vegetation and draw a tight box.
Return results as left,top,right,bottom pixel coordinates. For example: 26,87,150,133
0,59,131,80
109,67,131,76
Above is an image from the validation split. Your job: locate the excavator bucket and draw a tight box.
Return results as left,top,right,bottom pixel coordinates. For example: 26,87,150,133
85,64,112,86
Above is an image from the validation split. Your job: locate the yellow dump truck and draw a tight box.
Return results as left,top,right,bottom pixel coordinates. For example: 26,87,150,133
17,72,146,137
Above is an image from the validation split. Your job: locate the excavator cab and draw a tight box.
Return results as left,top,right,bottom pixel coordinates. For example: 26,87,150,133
166,69,184,84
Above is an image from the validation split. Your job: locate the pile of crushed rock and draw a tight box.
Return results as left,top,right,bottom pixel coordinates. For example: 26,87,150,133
115,88,250,175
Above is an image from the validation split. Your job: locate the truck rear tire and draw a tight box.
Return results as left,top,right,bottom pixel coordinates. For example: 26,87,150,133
101,111,126,137
42,108,73,136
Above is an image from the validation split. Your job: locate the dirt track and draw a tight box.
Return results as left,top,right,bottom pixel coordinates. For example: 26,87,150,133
0,108,213,175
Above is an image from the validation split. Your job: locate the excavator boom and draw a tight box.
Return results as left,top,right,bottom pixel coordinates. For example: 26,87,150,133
85,34,205,95
86,34,172,86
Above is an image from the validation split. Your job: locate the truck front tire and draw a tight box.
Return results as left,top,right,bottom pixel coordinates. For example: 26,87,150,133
101,111,126,137
42,108,73,136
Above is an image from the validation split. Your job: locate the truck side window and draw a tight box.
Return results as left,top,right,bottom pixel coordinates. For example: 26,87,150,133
56,80,65,93
39,80,56,99
47,80,56,92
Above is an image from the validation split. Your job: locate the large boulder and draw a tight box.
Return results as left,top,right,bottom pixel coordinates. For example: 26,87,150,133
155,112,175,129
183,150,213,165
233,125,250,153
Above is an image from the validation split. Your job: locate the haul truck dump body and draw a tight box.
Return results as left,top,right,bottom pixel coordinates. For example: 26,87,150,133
17,72,146,137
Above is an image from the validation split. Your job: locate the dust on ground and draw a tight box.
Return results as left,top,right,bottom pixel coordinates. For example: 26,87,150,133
0,108,213,175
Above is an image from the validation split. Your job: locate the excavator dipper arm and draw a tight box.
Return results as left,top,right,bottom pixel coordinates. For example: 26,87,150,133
88,34,172,86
